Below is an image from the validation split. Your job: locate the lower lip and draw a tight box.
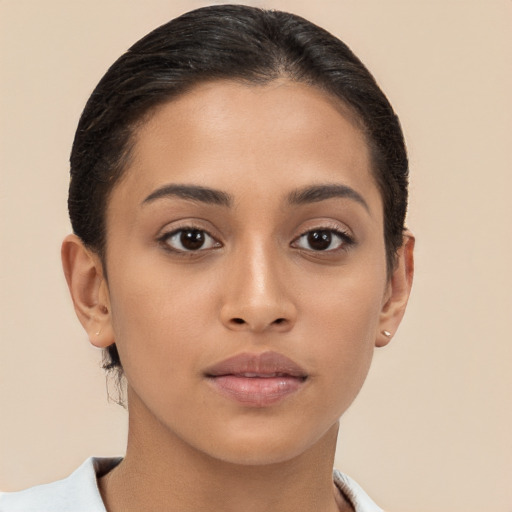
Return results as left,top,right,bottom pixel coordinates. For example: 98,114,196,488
207,375,305,407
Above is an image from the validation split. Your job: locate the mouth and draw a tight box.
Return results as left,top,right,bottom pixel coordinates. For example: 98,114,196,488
204,351,308,407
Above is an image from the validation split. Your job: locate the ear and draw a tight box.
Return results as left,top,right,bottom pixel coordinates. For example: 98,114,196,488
61,234,114,348
376,231,415,347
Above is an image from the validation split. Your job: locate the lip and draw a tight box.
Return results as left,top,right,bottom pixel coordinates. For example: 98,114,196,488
204,351,308,407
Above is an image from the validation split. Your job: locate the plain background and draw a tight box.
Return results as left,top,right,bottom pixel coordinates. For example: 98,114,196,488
1,1,511,511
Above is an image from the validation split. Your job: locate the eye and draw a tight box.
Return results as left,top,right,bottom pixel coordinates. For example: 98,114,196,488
161,228,220,253
292,229,352,252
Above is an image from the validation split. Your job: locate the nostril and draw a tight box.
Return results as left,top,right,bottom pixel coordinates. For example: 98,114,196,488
224,316,292,331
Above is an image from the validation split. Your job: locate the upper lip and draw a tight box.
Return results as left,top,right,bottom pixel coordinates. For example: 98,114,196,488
204,351,307,379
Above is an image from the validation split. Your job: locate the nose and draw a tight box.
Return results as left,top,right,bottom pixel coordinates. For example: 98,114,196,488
220,242,297,333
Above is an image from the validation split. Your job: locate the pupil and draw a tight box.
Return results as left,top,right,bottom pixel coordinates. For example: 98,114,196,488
308,230,331,250
180,229,205,250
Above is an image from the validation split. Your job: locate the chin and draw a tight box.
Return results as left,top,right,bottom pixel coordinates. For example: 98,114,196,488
201,421,340,467
212,444,308,467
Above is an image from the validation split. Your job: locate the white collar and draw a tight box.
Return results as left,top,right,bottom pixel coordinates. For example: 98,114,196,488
1,458,382,512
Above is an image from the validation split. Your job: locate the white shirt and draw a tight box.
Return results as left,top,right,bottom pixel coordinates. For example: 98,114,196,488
0,458,383,512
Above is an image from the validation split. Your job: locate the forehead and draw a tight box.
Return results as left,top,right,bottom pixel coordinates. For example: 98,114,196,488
114,79,380,211
135,79,365,150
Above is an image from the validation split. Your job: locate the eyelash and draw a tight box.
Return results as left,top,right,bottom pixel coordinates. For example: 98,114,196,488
158,225,354,255
158,226,221,254
291,227,355,253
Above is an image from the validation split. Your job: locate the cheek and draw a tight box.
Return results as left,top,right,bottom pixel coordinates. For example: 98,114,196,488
315,282,382,342
106,265,216,382
301,264,386,400
302,257,385,340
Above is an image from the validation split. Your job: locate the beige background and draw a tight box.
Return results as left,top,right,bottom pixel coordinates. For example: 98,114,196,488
1,1,511,511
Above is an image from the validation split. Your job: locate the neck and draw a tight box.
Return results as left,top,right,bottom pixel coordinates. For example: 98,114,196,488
99,389,350,512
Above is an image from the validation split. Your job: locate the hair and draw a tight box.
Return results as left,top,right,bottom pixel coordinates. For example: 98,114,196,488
68,4,409,376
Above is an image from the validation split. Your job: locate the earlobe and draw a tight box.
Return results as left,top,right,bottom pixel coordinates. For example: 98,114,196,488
376,231,415,347
61,234,114,348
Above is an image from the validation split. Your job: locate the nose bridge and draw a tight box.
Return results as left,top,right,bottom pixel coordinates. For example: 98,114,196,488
245,239,276,299
220,234,296,332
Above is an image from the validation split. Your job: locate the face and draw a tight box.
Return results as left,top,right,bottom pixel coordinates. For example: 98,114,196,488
102,80,393,465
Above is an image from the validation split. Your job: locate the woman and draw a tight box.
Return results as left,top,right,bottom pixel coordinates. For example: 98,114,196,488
0,4,413,511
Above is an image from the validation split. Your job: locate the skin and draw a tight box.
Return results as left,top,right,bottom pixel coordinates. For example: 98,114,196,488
62,80,414,512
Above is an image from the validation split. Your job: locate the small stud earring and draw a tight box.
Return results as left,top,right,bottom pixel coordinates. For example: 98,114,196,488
382,330,391,337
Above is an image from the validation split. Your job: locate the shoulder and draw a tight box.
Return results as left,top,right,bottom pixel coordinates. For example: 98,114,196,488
333,469,384,512
0,457,121,512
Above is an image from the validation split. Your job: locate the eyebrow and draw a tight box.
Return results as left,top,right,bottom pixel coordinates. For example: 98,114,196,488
287,184,369,212
142,182,369,212
142,184,232,207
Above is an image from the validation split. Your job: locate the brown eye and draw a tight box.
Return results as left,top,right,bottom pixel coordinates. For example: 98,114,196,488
163,228,219,252
293,229,350,252
307,230,332,250
181,229,206,250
